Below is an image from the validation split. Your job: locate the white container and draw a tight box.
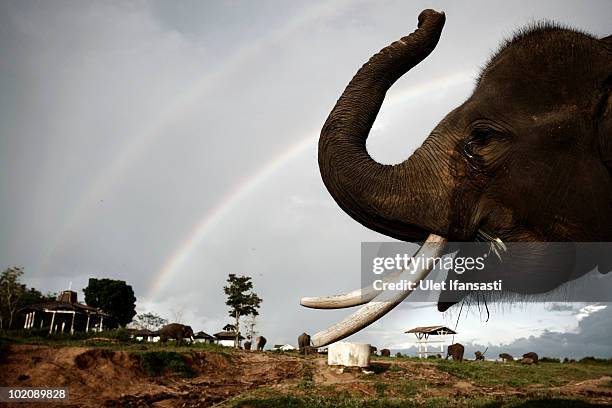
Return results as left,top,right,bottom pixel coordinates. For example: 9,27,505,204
327,342,371,367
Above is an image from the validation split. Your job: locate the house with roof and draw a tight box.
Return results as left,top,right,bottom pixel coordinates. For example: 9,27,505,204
18,290,110,334
214,325,244,347
127,328,159,342
194,331,215,344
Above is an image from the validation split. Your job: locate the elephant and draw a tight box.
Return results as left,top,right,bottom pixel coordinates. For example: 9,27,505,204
499,353,514,362
446,343,465,362
300,8,612,348
474,351,485,361
298,332,315,354
370,346,378,355
523,352,539,364
380,348,391,357
158,323,195,346
244,341,252,351
255,336,267,351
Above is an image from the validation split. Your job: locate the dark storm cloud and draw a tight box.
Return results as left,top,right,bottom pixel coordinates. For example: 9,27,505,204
545,303,580,312
464,306,612,359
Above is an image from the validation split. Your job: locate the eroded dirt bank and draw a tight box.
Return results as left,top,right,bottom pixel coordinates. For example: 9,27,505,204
2,345,612,407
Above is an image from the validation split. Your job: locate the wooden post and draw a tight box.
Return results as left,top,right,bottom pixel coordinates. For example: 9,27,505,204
49,311,56,334
86,314,90,333
100,316,104,332
70,311,76,334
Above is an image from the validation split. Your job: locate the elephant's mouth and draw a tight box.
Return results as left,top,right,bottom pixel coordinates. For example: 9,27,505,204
300,229,507,348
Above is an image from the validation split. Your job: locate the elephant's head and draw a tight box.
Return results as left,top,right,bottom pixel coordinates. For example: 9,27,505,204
184,325,195,342
302,10,612,347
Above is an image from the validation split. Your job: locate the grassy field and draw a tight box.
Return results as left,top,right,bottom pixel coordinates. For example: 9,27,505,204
2,332,612,407
228,356,612,408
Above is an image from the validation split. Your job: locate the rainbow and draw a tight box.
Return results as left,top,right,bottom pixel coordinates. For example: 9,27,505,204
36,1,353,273
146,71,473,301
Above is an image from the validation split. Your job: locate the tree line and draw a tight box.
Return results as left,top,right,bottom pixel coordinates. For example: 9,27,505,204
2,266,262,343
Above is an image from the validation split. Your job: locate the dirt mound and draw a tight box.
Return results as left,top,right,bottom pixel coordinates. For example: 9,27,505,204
74,348,138,370
0,346,303,407
1,345,176,407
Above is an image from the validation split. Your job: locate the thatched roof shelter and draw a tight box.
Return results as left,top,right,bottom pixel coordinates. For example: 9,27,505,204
405,325,456,337
405,325,456,358
214,330,244,340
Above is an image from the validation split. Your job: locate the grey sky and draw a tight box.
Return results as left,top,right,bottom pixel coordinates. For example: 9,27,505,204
1,0,611,357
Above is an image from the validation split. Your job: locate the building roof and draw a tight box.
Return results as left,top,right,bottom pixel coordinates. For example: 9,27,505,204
127,328,155,336
404,325,456,335
273,344,296,350
194,331,215,340
214,330,244,340
20,300,109,316
19,289,109,317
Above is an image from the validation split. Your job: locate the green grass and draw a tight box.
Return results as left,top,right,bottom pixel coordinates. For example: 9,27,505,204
298,364,315,390
434,359,612,388
231,394,606,408
0,329,232,354
135,351,195,377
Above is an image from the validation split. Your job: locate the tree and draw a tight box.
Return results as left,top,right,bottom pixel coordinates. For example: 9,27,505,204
21,287,56,307
244,315,258,340
223,274,262,348
132,312,167,331
83,278,137,328
170,306,185,324
0,267,26,329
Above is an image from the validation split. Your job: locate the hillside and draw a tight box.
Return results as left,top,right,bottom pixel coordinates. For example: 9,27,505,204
1,343,612,407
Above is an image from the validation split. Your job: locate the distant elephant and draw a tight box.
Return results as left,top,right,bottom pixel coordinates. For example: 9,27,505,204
158,323,194,346
244,341,252,351
380,349,391,357
522,352,539,364
499,353,514,362
474,351,485,361
370,346,378,355
255,336,267,351
298,332,311,354
300,8,612,348
446,343,464,362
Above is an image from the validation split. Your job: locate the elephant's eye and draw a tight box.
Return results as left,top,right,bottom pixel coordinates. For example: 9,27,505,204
463,129,493,160
463,125,510,171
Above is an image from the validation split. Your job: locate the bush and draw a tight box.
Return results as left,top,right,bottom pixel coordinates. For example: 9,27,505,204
298,365,314,390
540,357,560,363
578,356,612,365
136,351,194,377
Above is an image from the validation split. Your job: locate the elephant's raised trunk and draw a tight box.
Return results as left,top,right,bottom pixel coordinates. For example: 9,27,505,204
304,10,452,347
319,9,448,241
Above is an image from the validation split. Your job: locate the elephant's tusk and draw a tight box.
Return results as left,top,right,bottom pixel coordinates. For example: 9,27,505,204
300,268,406,309
309,234,447,348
